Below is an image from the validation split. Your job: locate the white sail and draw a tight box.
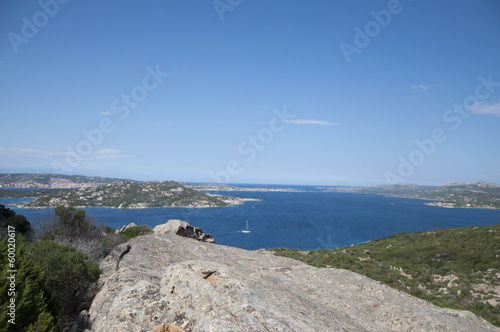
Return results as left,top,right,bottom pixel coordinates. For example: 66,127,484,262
242,220,251,233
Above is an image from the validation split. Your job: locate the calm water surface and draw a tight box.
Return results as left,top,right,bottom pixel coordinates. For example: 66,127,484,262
3,187,500,250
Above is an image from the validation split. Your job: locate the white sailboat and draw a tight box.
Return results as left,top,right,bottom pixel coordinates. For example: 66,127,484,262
241,220,251,233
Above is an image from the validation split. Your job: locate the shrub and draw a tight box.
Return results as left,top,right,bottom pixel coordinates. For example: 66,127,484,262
0,236,57,331
28,240,101,330
37,206,125,261
37,206,96,243
119,225,153,239
0,204,33,239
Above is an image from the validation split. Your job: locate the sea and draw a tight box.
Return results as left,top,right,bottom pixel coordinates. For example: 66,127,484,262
2,185,500,250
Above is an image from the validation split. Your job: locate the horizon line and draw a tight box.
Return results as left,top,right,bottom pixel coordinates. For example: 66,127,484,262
0,172,498,187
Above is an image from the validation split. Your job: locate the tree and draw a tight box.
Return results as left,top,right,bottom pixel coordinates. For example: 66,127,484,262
37,205,124,261
28,240,101,330
38,206,94,242
0,204,33,239
0,236,57,331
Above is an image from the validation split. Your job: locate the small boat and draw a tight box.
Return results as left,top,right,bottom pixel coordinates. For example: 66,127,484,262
242,220,251,233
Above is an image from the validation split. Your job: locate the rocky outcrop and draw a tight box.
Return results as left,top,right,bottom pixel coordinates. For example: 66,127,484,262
115,222,137,234
153,219,215,243
87,228,499,332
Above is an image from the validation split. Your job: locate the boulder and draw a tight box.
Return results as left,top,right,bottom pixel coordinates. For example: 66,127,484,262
87,233,499,332
115,222,137,234
153,219,215,243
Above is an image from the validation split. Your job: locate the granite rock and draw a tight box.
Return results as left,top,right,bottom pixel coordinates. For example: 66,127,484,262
88,232,499,332
153,219,214,243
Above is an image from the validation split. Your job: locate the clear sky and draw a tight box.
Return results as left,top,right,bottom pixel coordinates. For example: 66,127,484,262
1,0,499,186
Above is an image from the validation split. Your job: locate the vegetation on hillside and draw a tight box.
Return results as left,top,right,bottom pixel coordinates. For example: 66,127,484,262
0,204,148,331
27,240,101,329
119,225,154,239
0,203,33,239
273,224,500,326
37,206,126,261
0,236,58,331
1,180,237,209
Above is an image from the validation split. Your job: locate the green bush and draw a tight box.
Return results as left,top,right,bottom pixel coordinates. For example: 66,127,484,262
28,240,101,330
0,204,33,239
38,206,96,243
120,225,153,239
37,206,126,261
0,236,57,332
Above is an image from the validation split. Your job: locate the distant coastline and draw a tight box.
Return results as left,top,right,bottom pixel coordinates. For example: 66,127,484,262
11,197,261,210
0,175,259,209
187,183,302,193
324,181,500,209
423,202,499,209
8,194,260,210
3,174,500,210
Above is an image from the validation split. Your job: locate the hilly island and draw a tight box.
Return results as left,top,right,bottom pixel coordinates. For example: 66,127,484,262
2,173,500,210
0,175,249,208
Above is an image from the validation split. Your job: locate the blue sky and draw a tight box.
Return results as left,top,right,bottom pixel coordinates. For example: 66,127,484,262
1,0,499,186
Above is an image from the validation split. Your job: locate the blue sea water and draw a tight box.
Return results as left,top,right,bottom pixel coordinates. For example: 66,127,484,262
2,186,500,250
